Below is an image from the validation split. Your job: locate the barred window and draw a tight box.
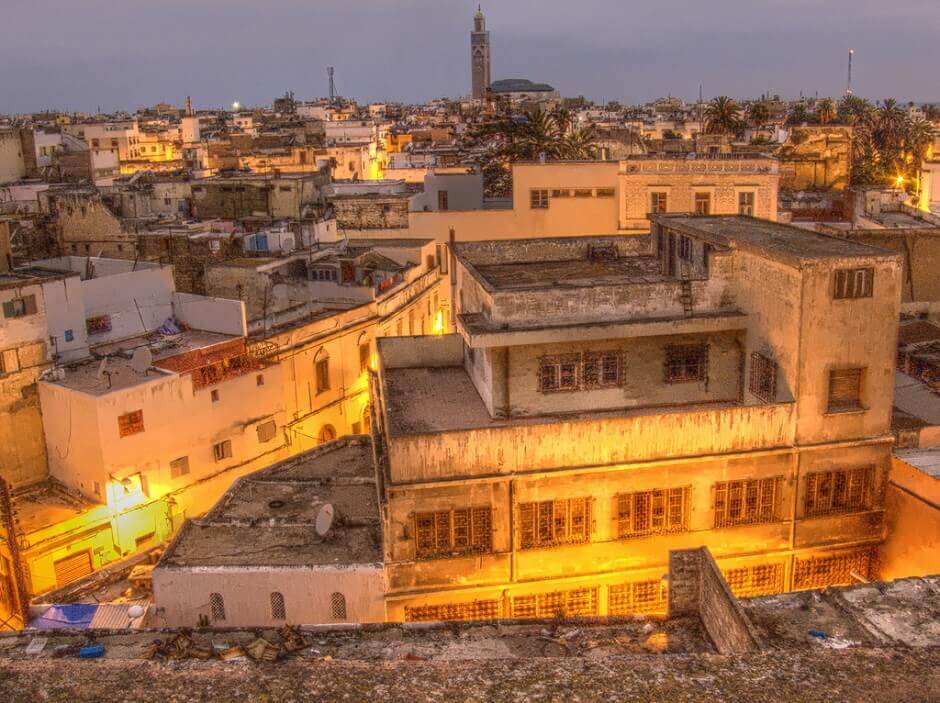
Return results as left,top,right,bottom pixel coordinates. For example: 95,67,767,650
169,456,190,479
609,580,667,615
405,599,500,622
793,549,871,590
748,353,777,403
330,592,347,620
538,354,580,393
518,498,591,549
664,344,708,383
510,587,598,619
415,507,492,558
723,563,784,598
582,351,623,389
209,593,225,621
828,368,864,412
118,410,145,437
714,478,779,528
270,591,286,620
804,467,873,517
616,488,689,538
833,268,873,299
530,189,549,209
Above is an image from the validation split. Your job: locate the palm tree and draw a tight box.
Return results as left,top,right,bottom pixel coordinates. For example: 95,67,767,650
704,96,742,135
815,99,837,125
838,95,873,125
747,102,770,128
560,125,598,160
786,104,811,126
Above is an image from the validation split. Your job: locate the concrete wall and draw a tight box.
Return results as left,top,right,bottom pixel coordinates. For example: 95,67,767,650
878,457,940,580
82,267,176,343
0,131,26,185
410,172,484,212
172,292,246,337
153,564,386,627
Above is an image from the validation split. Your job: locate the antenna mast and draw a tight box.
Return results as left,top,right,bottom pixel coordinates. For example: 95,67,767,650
846,49,854,96
328,67,337,105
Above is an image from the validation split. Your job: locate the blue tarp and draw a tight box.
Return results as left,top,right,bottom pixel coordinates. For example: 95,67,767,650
29,604,98,630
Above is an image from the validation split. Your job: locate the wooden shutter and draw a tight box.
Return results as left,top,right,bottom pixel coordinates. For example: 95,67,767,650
54,550,93,588
828,369,862,410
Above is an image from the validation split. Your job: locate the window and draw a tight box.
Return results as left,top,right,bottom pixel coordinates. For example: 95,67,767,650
118,410,144,437
616,488,689,538
694,192,711,215
678,235,693,261
256,374,265,386
793,549,871,590
210,389,220,403
582,351,622,389
748,353,777,403
270,592,286,620
405,599,501,622
213,440,232,462
510,587,597,619
414,507,492,559
827,368,864,412
359,342,370,373
315,354,330,393
85,314,112,335
256,420,277,443
596,187,615,198
664,344,708,384
538,354,580,393
551,189,570,198
209,593,225,621
738,191,755,216
318,425,336,444
608,580,667,615
170,456,190,479
573,189,592,198
723,563,784,598
330,592,347,620
530,189,549,209
437,190,448,210
517,497,592,549
833,268,873,299
714,478,779,528
650,192,667,214
804,467,873,517
2,295,37,319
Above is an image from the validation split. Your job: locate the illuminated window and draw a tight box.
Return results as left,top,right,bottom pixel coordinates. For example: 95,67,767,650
748,353,777,403
650,191,667,214
517,498,592,549
330,592,347,620
616,488,689,538
694,192,711,215
538,354,579,393
169,456,190,479
270,592,286,620
118,410,145,437
827,368,864,412
804,467,873,517
529,189,549,209
833,268,873,299
510,587,597,618
609,580,667,615
213,440,232,462
664,344,708,384
723,563,784,598
209,593,225,621
405,599,500,622
793,549,871,590
738,191,755,216
414,507,492,559
714,478,779,528
2,295,37,319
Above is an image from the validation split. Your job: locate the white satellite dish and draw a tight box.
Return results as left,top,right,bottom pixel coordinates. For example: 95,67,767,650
129,347,153,374
127,604,145,619
271,283,289,300
315,503,335,537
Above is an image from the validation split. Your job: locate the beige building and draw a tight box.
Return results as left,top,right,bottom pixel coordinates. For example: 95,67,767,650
371,215,901,620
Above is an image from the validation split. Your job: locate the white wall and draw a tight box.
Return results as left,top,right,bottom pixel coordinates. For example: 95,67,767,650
173,292,247,336
40,276,89,361
410,172,484,212
82,267,176,344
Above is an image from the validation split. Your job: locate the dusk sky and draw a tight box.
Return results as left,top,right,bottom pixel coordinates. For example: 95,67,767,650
2,0,938,113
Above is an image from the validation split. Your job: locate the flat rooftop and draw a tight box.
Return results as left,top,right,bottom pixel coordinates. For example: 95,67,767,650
160,438,381,568
655,215,897,265
473,256,667,290
52,330,236,395
894,448,940,479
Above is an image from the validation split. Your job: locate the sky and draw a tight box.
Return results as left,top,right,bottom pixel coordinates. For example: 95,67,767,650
1,0,938,113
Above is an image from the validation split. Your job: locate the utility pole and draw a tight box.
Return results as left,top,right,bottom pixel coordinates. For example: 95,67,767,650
846,49,854,96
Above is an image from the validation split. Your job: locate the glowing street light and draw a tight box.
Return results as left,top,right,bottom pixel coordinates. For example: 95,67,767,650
232,101,241,111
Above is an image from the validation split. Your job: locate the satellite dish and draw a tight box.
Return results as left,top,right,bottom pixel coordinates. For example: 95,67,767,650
96,357,108,379
315,503,334,537
271,283,289,300
129,347,153,374
127,605,145,619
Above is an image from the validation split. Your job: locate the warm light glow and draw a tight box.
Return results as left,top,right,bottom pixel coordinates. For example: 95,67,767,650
232,101,241,111
107,474,146,512
895,175,905,188
432,310,445,335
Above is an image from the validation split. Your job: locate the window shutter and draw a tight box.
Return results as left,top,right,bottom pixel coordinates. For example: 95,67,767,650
2,301,13,318
828,369,862,410
23,295,38,315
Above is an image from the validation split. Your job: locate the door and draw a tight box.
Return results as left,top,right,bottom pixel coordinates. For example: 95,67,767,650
53,550,93,588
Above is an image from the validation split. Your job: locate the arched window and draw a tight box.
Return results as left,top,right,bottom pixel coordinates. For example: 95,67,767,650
314,348,330,394
318,425,336,444
330,592,347,620
270,591,286,620
209,593,226,622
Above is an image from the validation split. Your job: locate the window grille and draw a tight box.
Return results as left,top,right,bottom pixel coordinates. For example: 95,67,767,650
664,344,708,383
270,592,286,620
608,580,667,615
723,563,784,598
616,488,689,538
833,268,873,299
414,507,492,559
518,498,591,549
714,478,779,528
404,599,500,622
209,593,225,621
793,550,871,590
510,587,598,619
538,354,580,392
748,353,777,403
804,467,873,517
330,592,347,620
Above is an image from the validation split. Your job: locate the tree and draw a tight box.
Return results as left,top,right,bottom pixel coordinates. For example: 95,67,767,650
815,99,837,125
704,96,742,135
786,104,811,126
848,98,935,190
747,102,770,128
837,95,874,125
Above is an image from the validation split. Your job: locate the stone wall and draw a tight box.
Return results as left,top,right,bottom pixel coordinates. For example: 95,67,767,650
668,547,761,654
332,197,409,231
0,341,50,486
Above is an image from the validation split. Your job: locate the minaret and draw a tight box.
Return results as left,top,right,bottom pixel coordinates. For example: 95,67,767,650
181,96,200,144
470,6,491,100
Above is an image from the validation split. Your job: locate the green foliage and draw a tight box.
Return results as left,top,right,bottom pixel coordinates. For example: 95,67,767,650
704,96,742,136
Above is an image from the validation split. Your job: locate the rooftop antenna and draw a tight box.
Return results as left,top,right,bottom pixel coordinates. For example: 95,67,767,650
315,503,335,537
846,49,854,96
328,67,337,106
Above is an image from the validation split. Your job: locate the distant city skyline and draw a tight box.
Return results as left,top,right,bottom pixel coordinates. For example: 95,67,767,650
1,0,938,113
